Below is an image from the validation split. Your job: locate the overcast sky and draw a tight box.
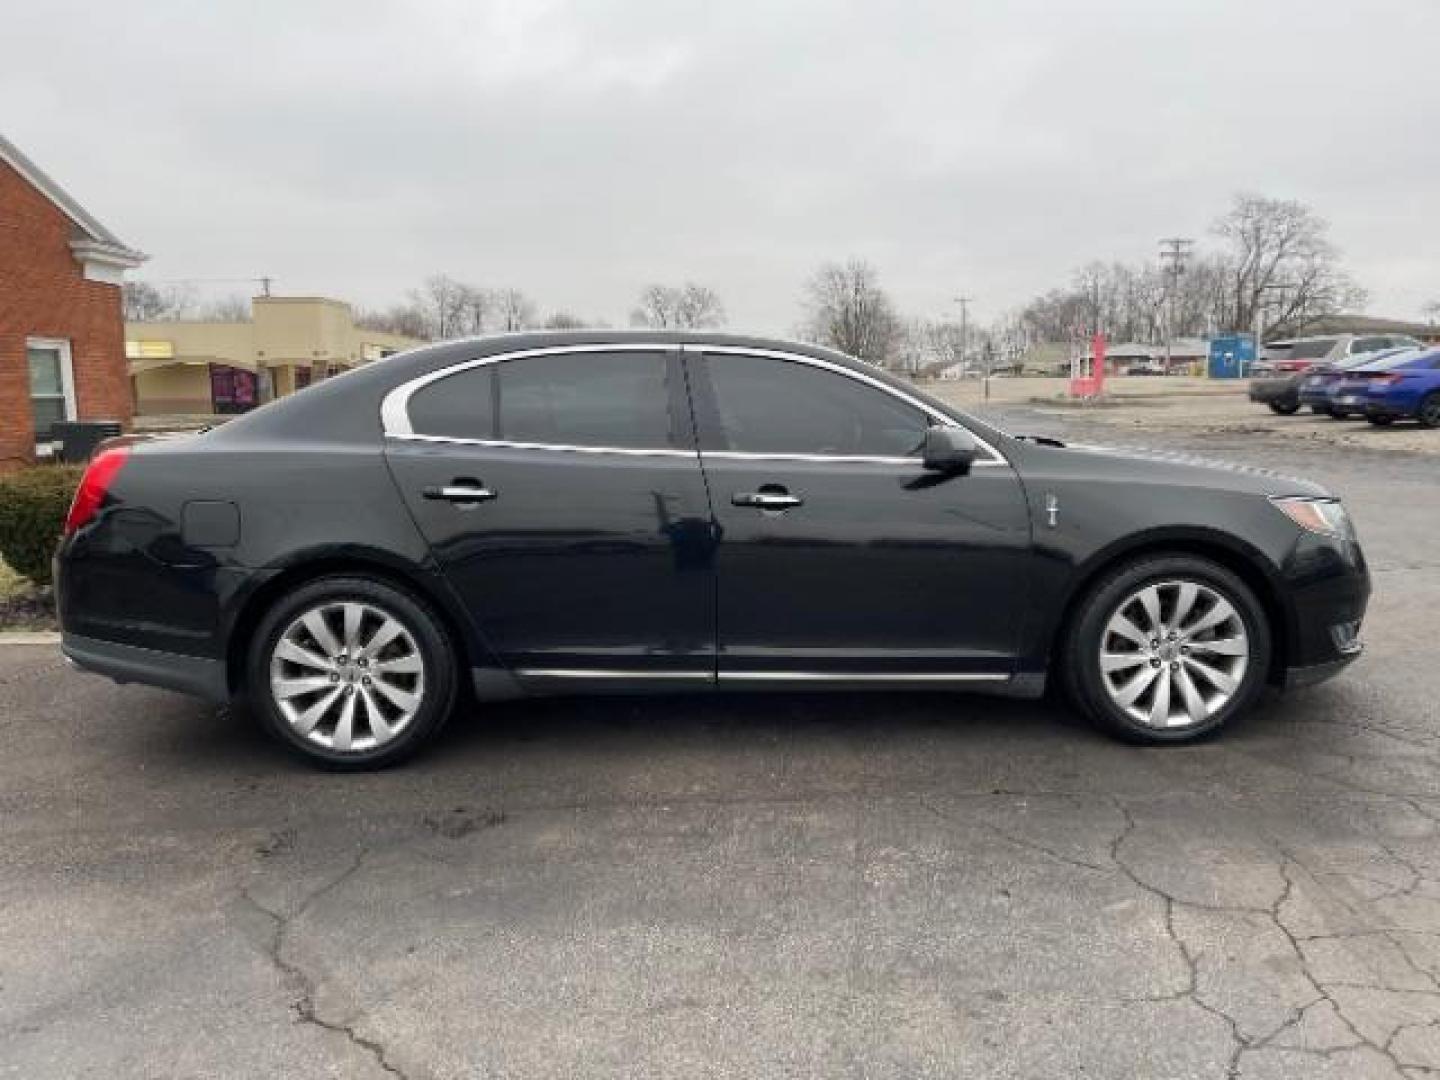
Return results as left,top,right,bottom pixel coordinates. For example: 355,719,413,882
6,0,1438,330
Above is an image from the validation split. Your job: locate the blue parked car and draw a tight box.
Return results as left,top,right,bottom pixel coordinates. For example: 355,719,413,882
1327,348,1440,427
1298,347,1413,417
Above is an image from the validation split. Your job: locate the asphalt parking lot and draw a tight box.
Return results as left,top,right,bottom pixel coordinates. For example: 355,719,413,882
2,407,1438,1079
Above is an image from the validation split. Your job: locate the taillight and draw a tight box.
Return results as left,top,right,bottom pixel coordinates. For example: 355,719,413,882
64,446,130,535
1371,374,1404,386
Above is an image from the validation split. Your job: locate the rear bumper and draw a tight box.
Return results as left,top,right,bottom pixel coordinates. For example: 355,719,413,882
61,632,229,702
1363,400,1416,420
1249,380,1296,403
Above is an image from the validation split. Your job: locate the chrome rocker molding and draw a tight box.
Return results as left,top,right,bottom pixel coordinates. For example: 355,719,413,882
379,341,1010,468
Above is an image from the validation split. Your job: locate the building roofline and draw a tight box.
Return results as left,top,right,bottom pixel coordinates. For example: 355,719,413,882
0,130,146,266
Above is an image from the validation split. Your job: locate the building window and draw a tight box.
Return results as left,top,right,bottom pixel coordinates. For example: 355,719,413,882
26,338,76,440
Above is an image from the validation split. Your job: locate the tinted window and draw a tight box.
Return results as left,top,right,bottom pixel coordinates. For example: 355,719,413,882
1352,337,1389,354
498,351,673,448
409,366,496,439
703,353,929,457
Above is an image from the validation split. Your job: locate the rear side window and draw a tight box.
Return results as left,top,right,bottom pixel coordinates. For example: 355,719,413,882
1352,337,1389,353
408,366,496,439
1287,338,1341,360
700,353,929,457
407,351,675,448
498,351,673,448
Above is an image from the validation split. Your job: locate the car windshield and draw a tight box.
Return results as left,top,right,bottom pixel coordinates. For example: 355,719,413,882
1285,338,1340,359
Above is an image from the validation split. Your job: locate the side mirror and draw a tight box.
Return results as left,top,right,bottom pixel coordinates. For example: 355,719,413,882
922,425,978,474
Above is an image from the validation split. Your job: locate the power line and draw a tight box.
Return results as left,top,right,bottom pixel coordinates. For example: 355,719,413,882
1158,238,1194,370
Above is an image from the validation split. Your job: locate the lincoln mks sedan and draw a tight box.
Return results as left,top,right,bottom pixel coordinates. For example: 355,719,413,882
56,332,1370,768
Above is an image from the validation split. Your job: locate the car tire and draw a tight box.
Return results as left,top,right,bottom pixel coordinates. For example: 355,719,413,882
1269,400,1300,415
1060,555,1271,744
1367,414,1394,427
1419,393,1440,430
246,575,458,769
1310,404,1331,415
1328,409,1348,420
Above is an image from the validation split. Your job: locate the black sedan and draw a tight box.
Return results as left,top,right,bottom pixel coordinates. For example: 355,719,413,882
56,332,1370,768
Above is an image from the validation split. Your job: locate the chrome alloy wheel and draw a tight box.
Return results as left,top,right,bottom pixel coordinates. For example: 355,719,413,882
268,601,426,752
1098,579,1250,730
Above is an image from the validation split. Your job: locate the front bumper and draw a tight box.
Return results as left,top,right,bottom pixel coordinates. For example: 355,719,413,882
1283,648,1361,690
1363,401,1415,420
61,632,229,702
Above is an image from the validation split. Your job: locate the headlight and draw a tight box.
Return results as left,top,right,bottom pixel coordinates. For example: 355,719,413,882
1270,496,1349,537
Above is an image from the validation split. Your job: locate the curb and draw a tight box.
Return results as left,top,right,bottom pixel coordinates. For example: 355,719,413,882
0,631,60,645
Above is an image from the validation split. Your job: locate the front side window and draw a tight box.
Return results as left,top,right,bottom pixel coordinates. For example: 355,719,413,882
26,339,74,439
406,350,674,449
701,353,929,457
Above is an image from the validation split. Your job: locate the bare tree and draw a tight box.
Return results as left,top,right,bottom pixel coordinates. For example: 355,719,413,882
355,303,432,339
493,288,537,331
630,283,725,329
121,281,198,321
541,310,590,329
1422,299,1440,327
197,294,252,321
455,285,492,335
1213,193,1364,333
801,259,902,366
409,274,468,339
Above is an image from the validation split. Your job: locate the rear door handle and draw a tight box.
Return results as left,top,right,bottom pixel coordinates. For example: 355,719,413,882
732,490,803,510
423,482,496,505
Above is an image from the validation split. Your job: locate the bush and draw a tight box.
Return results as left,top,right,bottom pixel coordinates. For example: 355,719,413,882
0,465,85,587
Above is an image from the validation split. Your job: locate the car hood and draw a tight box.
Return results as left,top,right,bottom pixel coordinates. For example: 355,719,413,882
1053,441,1332,499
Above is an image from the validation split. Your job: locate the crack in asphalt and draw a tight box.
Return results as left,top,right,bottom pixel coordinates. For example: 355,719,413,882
239,852,409,1080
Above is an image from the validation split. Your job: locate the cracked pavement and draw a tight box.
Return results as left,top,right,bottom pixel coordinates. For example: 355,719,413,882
1,414,1437,1078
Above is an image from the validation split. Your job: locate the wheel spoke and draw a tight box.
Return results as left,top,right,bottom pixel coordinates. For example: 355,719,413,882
273,675,335,699
1102,651,1149,674
1185,655,1237,694
370,676,421,714
291,688,343,735
1187,635,1248,657
359,617,405,661
1174,666,1208,725
372,653,422,675
332,691,357,752
1114,664,1160,707
342,603,364,652
1108,614,1150,649
1146,667,1172,726
1137,587,1163,635
1171,582,1199,630
302,610,342,656
1183,597,1237,637
274,639,334,672
360,687,393,742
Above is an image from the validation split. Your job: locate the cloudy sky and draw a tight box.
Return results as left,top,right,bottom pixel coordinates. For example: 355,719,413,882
6,0,1438,330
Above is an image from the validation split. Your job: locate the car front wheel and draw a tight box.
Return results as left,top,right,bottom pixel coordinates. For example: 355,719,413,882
246,575,458,769
1062,555,1271,743
1269,400,1299,415
1419,393,1440,430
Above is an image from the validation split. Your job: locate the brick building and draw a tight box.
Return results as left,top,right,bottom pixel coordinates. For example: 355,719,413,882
0,133,145,469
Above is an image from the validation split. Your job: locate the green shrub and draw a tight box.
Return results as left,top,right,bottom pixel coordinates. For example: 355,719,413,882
0,465,85,587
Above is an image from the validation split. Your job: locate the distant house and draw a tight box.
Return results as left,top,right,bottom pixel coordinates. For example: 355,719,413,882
126,296,423,415
0,133,145,468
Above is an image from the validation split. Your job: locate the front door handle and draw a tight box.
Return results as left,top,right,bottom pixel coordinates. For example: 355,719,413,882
423,481,496,505
732,490,803,511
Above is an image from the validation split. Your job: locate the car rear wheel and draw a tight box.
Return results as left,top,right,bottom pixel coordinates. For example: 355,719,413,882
1061,555,1271,744
1367,414,1394,427
246,575,458,769
1419,393,1440,430
1269,400,1299,415
1310,404,1331,415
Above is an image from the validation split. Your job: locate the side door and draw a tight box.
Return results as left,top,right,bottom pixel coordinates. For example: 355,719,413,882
383,344,717,691
684,345,1033,687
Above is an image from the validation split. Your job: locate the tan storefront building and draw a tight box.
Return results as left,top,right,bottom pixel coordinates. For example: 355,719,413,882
126,297,422,415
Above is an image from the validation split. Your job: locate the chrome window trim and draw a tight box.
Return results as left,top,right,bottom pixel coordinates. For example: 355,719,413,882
682,344,1008,467
717,670,1009,683
380,342,676,439
379,340,1010,467
516,668,712,680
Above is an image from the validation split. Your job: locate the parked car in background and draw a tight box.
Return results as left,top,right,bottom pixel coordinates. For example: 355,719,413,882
1298,347,1416,417
1332,348,1440,427
55,331,1370,768
1250,334,1424,414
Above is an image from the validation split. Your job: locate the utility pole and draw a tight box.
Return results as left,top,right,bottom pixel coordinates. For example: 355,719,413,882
954,296,977,400
1158,238,1193,372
